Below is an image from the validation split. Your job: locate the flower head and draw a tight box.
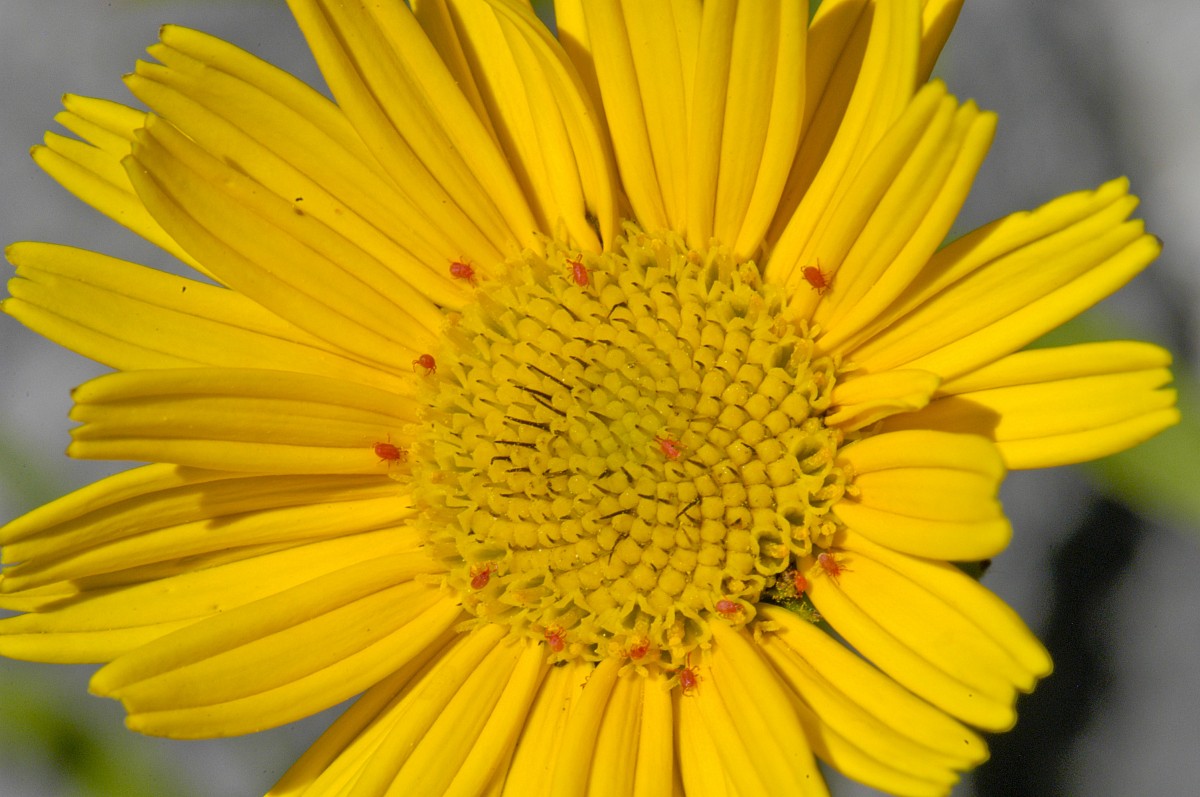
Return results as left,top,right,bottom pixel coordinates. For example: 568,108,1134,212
1,1,1178,796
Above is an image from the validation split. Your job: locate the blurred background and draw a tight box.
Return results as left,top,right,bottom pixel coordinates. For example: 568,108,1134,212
1,1,1197,795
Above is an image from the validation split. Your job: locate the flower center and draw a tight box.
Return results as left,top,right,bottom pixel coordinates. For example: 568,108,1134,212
414,227,850,666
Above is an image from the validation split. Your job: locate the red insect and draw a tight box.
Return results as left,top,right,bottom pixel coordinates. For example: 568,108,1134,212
412,353,437,375
469,562,495,590
802,262,831,295
544,625,566,653
816,551,850,583
654,434,685,461
792,570,810,595
374,441,407,463
628,637,650,660
714,599,741,618
567,258,589,287
449,260,477,286
677,663,701,696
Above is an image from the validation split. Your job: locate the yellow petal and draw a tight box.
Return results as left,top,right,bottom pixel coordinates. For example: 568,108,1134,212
632,669,676,797
782,690,955,797
814,100,995,344
581,1,680,231
684,0,738,247
997,411,1180,471
1,528,427,664
768,0,922,247
845,531,1052,677
68,368,418,474
708,622,827,795
4,243,415,395
135,25,471,308
830,553,1037,696
772,79,948,302
826,368,941,429
287,624,504,793
587,667,642,796
548,657,622,795
685,657,772,796
676,684,736,797
758,604,987,776
884,341,1179,468
32,95,208,275
54,94,142,156
267,634,473,796
717,1,807,260
835,430,1010,559
390,636,546,796
833,500,1011,562
550,0,607,123
477,0,620,250
127,115,442,368
442,641,550,797
917,0,964,83
125,589,460,739
807,530,1051,730
848,178,1159,380
851,467,999,521
2,463,237,546
772,81,995,338
838,428,1004,477
287,0,536,259
99,581,464,738
671,0,810,257
0,583,79,614
412,0,507,142
3,468,411,591
625,0,701,231
0,617,194,665
501,659,594,796
763,624,969,797
90,551,441,696
805,564,1017,730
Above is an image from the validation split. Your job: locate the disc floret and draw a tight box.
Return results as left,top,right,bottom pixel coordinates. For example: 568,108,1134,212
415,228,851,667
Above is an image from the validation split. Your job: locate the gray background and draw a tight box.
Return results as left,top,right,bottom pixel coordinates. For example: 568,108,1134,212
1,2,1197,795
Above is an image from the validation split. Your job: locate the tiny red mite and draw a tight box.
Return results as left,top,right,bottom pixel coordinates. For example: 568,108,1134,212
374,441,406,463
677,664,701,695
469,563,495,590
449,260,477,286
817,551,849,583
654,434,684,461
544,626,566,653
714,599,741,617
792,571,810,595
412,353,437,375
628,638,650,660
802,262,831,295
568,258,589,286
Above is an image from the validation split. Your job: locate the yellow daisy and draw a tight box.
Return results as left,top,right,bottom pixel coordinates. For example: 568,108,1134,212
1,1,1179,795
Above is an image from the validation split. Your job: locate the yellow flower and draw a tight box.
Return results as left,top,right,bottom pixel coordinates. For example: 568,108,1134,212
0,1,1178,795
